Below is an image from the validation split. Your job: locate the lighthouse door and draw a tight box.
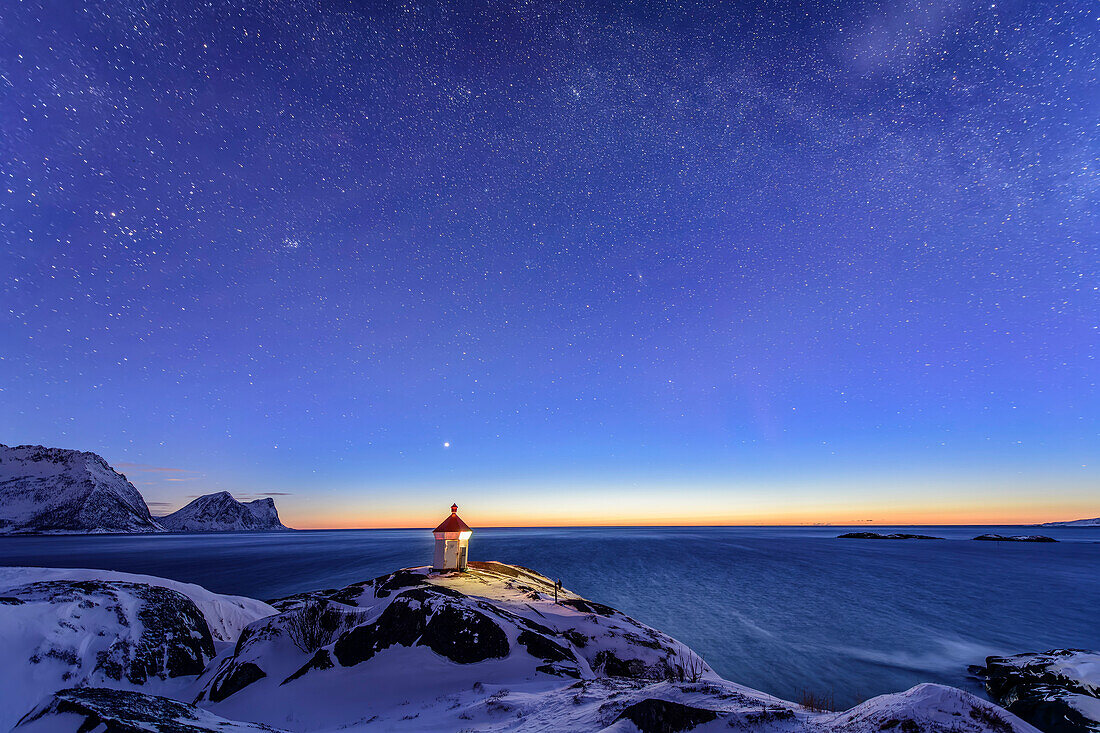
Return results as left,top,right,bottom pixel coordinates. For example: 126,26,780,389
444,539,458,568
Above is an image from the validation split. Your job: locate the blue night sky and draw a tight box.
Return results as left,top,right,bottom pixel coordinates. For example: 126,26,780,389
1,0,1096,527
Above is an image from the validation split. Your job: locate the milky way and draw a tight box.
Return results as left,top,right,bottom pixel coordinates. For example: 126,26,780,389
1,0,1096,523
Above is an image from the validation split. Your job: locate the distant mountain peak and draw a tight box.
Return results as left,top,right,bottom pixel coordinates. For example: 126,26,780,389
1040,516,1100,527
159,492,290,532
0,443,161,534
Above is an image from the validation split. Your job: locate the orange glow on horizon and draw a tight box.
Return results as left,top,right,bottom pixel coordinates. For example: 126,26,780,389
286,504,1097,530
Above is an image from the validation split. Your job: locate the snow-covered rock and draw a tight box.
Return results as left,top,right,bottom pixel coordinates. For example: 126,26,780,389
0,444,161,534
976,650,1100,733
17,688,287,732
159,491,291,532
1,562,1039,733
1041,518,1100,527
0,566,277,642
0,567,276,731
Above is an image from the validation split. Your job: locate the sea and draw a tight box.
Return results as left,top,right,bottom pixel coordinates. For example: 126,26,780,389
0,524,1096,707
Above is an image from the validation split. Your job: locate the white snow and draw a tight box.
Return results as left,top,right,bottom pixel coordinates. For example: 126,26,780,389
0,566,275,641
1041,517,1100,527
993,650,1100,697
0,567,276,730
0,562,1042,733
0,444,162,533
158,491,290,532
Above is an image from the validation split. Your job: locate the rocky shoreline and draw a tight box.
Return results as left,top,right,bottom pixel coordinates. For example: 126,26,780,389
0,561,1059,732
972,650,1100,733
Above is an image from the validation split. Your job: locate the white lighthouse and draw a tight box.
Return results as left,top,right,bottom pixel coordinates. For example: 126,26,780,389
432,503,471,572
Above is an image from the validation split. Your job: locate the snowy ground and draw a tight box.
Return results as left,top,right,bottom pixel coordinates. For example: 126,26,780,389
1,561,1043,732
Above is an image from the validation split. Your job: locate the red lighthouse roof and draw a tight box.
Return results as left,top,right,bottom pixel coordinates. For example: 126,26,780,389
433,503,471,533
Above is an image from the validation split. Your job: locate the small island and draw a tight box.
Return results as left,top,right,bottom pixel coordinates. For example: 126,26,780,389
972,534,1057,543
837,532,943,540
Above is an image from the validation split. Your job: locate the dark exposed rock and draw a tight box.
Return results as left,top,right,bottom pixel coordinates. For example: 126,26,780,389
975,650,1099,733
372,569,428,597
332,586,509,667
993,685,1096,733
418,603,510,664
565,629,589,648
973,534,1057,542
333,596,426,665
207,662,267,703
594,650,649,679
837,532,943,539
613,698,720,732
15,687,285,732
14,580,214,684
561,597,618,616
0,595,24,605
326,583,372,606
282,649,334,685
536,663,582,678
517,630,576,663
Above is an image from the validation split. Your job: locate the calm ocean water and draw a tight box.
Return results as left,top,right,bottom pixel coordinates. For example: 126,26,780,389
0,525,1096,707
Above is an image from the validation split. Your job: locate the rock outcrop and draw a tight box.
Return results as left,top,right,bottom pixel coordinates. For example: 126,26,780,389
975,650,1100,733
17,688,285,733
973,534,1057,543
159,492,290,532
0,567,276,731
0,444,161,534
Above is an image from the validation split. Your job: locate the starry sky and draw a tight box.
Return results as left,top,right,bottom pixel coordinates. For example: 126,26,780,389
1,0,1096,528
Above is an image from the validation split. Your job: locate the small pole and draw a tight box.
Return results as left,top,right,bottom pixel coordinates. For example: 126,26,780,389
554,579,562,604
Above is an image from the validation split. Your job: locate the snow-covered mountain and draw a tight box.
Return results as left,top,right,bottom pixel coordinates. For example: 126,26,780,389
4,562,1040,733
158,491,290,531
0,444,162,534
1041,517,1100,527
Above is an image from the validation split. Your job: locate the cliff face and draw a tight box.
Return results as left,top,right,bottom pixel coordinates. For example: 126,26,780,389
0,444,161,534
4,562,1040,733
159,492,290,532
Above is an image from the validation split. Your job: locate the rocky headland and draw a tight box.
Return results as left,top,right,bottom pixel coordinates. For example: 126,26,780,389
159,491,290,532
1,561,1046,733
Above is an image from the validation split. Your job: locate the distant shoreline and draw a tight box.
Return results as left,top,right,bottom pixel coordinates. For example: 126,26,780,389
1,522,1097,537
